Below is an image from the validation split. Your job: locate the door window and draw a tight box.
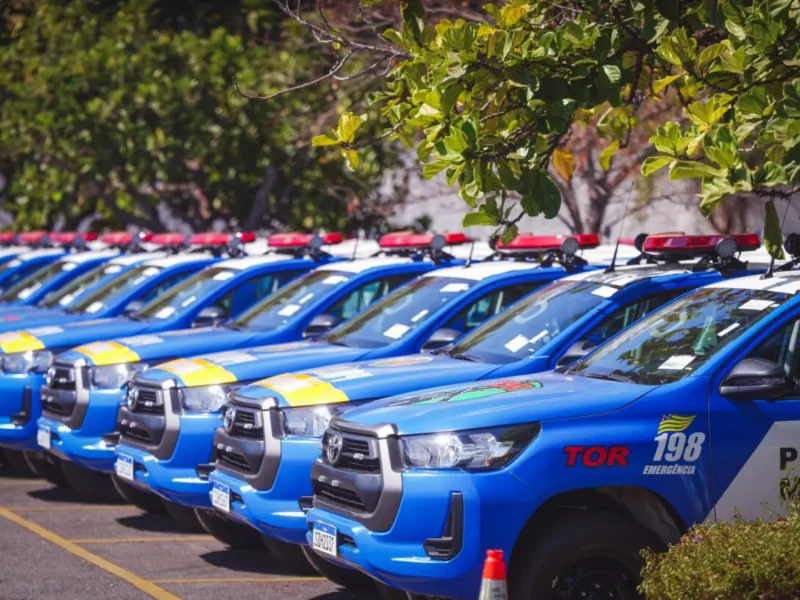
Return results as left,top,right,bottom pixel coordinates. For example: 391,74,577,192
327,275,413,321
441,283,540,335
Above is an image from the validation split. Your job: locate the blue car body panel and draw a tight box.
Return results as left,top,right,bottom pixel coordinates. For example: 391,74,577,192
111,260,597,510
0,248,68,293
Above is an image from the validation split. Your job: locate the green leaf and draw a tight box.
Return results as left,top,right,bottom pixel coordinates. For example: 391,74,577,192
641,156,674,176
336,113,367,143
312,134,339,147
422,159,452,179
600,65,622,87
669,160,727,180
764,200,786,259
463,209,499,227
439,83,463,115
653,73,682,94
500,225,518,245
599,140,620,170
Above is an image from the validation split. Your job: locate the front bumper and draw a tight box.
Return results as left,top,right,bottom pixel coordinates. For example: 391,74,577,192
0,373,45,450
114,413,219,508
38,388,125,472
305,468,537,599
209,435,321,545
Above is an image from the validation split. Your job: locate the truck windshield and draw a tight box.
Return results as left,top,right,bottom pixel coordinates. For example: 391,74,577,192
0,260,71,302
326,275,475,349
569,286,788,385
233,270,354,331
66,264,163,315
447,280,609,364
38,263,126,310
136,267,235,321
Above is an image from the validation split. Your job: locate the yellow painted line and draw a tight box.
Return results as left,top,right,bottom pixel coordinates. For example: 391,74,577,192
152,577,325,584
0,506,180,600
6,504,131,512
73,535,214,544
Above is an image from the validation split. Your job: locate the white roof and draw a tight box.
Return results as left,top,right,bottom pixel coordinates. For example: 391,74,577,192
108,251,168,267
63,249,120,264
147,254,214,268
707,271,800,294
317,257,414,273
0,247,27,259
217,253,297,270
423,261,541,281
13,248,64,262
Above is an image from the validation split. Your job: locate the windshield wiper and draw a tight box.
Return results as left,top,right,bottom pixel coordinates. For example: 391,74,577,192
451,353,484,363
585,372,632,383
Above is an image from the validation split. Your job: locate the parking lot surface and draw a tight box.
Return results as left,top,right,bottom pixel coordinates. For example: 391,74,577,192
0,465,373,600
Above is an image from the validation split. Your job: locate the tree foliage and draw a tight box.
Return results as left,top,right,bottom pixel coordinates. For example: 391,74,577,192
308,0,800,253
0,0,399,232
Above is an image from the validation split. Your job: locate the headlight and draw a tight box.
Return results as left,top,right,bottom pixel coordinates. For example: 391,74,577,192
180,384,237,413
91,363,149,389
282,404,353,437
400,424,540,471
2,350,54,374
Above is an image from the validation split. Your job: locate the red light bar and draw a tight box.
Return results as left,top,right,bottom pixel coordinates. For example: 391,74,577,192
618,238,637,246
101,232,133,245
150,233,187,246
379,232,469,248
0,232,15,244
188,232,258,246
17,231,48,244
497,233,600,251
49,232,99,244
643,233,760,253
268,232,343,248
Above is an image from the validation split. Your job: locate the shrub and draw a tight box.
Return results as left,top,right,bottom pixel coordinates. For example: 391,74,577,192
640,506,800,600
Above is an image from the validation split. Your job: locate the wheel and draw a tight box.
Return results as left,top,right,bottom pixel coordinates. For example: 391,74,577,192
60,460,122,502
112,475,165,513
510,510,664,600
162,499,204,532
261,535,315,574
301,545,375,590
195,508,263,549
23,451,69,486
0,448,38,477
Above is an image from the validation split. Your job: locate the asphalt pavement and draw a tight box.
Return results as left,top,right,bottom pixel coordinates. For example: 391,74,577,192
0,463,376,600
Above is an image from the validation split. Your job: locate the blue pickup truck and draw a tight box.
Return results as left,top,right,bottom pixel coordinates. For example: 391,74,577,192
112,234,601,546
302,232,800,600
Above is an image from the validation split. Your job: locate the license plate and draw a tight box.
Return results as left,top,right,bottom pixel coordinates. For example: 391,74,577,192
37,424,51,450
312,522,337,557
115,453,134,481
210,482,230,513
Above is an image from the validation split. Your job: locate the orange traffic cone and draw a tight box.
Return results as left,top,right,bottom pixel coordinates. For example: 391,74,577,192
478,549,508,600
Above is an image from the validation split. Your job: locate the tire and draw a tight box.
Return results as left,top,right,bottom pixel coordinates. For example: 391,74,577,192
60,460,122,502
301,545,375,590
510,510,664,600
261,535,315,574
112,475,165,513
23,451,69,487
0,448,38,477
162,499,204,532
195,508,263,549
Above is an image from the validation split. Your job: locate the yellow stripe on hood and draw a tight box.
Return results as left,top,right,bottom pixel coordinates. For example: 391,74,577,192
159,358,237,387
74,341,140,366
0,331,44,353
256,373,348,407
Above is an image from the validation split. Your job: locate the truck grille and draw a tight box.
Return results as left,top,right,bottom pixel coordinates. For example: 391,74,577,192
120,422,152,443
216,447,252,472
321,432,380,473
231,409,262,438
314,481,367,512
129,387,163,414
48,366,76,391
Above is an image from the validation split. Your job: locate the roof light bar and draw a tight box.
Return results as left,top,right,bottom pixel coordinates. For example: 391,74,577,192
378,232,469,249
189,232,257,246
0,232,16,244
100,231,154,246
49,232,99,244
150,233,188,246
268,232,343,248
497,233,600,255
642,233,760,255
17,231,48,244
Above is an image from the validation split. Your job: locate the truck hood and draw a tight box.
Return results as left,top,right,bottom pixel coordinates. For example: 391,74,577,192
136,341,371,388
0,312,83,335
234,354,501,408
0,318,150,354
339,372,655,436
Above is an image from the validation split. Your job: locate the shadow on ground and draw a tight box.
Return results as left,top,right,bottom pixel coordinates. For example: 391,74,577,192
116,512,192,534
27,485,125,505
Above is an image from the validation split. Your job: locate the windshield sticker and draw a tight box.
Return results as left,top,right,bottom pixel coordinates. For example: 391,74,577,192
8,259,20,267
440,282,470,293
59,293,76,306
388,379,543,407
105,265,123,274
74,341,140,366
213,271,235,281
17,284,39,299
643,414,704,476
591,285,617,298
208,351,258,367
118,335,164,347
322,275,348,285
411,309,429,323
155,306,176,319
298,293,315,304
278,304,301,317
658,355,695,370
181,296,196,308
63,263,77,271
505,334,529,353
530,330,549,344
369,356,434,368
718,323,741,337
739,299,776,311
85,301,104,314
383,323,410,340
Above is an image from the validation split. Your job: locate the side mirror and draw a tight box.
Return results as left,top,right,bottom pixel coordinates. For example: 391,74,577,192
123,300,143,318
192,306,226,328
421,327,462,352
720,357,787,399
303,314,342,339
556,340,597,368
